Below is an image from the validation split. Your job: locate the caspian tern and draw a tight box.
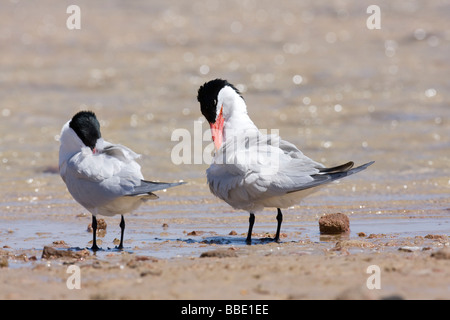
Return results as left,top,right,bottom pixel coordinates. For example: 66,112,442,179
59,111,184,251
197,79,374,244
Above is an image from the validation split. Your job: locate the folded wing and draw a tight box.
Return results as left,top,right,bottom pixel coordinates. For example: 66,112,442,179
207,132,374,210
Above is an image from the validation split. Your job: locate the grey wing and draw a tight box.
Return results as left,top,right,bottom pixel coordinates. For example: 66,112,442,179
65,147,144,198
63,159,126,209
208,134,324,205
246,136,325,195
258,138,373,195
287,161,375,193
101,142,141,162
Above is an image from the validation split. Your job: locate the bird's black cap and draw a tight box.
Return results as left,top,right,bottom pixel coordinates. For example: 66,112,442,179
69,111,101,150
197,79,242,123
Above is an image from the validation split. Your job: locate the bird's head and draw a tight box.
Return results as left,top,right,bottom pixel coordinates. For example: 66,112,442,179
59,111,102,168
68,111,102,151
197,79,245,150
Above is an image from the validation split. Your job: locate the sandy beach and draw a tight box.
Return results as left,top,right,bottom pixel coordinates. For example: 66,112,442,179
0,0,449,300
1,235,450,300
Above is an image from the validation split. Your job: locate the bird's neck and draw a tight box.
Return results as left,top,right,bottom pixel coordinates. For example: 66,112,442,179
223,99,258,140
58,124,85,167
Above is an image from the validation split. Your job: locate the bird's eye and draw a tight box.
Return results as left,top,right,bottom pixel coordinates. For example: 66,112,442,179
213,99,217,106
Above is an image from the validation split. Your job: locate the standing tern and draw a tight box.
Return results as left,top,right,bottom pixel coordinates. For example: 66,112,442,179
59,111,184,251
197,79,374,244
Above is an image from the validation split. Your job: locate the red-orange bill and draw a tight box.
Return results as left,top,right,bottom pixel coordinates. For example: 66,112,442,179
210,106,224,150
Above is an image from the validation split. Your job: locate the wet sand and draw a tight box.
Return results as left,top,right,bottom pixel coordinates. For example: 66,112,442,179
1,236,450,299
0,0,449,299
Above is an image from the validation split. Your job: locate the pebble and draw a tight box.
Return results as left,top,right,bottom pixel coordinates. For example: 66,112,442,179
319,213,350,234
41,246,90,260
87,219,107,232
200,249,238,258
431,247,450,260
398,246,421,252
357,232,366,237
187,230,204,236
0,257,8,268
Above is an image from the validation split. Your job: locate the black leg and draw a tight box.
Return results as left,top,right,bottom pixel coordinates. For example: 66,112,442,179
118,215,125,250
91,215,100,251
274,208,283,242
246,213,255,245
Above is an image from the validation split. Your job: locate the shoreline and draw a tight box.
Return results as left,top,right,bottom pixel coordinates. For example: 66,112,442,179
1,229,449,300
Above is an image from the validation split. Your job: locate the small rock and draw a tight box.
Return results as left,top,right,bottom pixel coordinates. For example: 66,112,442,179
0,257,8,268
88,239,102,246
127,255,159,269
200,249,238,258
431,247,450,260
357,232,366,237
162,223,169,229
425,234,448,240
87,218,107,232
333,239,374,250
367,233,386,239
42,246,90,260
135,256,159,262
140,269,162,277
319,213,350,234
229,230,237,236
14,254,28,262
52,240,68,247
398,246,421,252
187,230,204,236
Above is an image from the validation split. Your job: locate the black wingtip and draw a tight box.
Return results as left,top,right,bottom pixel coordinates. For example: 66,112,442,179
287,161,374,194
318,161,354,173
142,180,186,189
342,161,374,177
126,180,186,197
360,161,375,169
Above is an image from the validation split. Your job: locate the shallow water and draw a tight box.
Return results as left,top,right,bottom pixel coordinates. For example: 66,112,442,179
0,0,449,260
3,211,450,261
